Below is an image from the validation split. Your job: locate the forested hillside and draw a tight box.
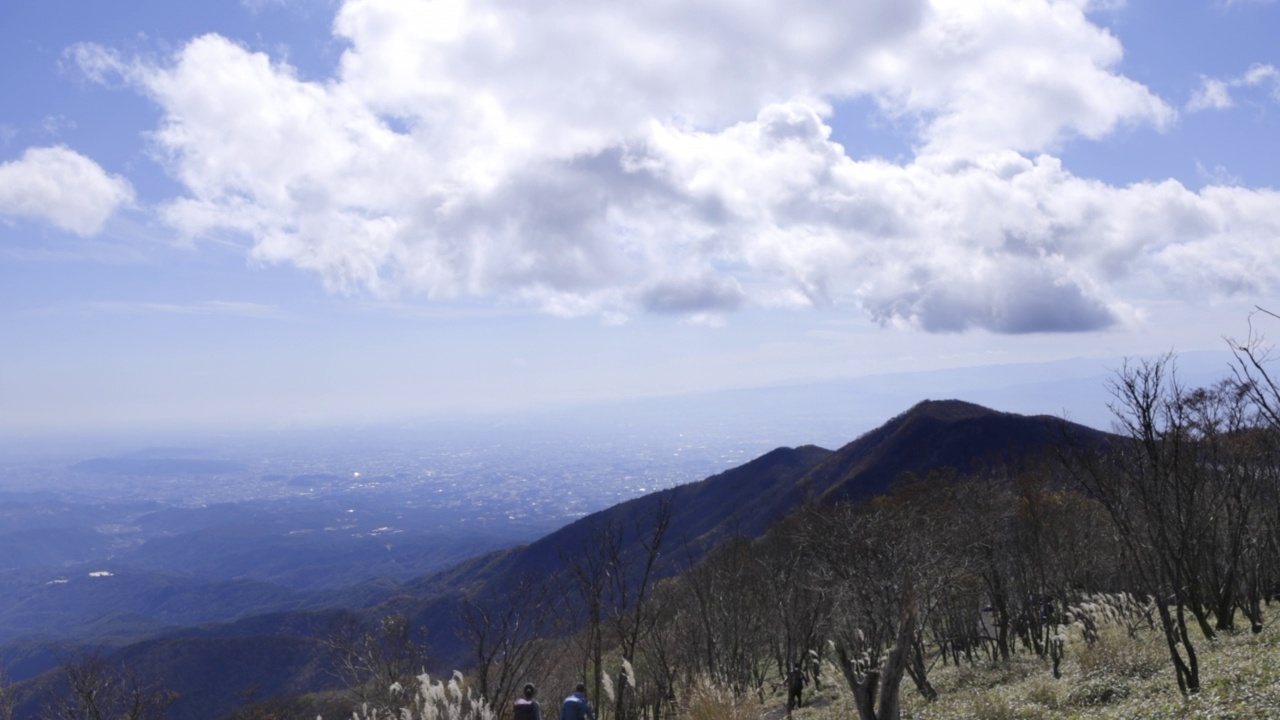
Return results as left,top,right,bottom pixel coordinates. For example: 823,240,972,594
6,346,1280,720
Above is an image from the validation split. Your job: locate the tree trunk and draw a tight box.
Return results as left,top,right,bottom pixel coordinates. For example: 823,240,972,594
1155,600,1199,695
904,635,937,703
836,585,918,720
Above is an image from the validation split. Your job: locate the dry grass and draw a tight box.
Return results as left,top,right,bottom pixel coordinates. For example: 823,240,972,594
764,608,1280,720
681,676,761,720
344,671,498,720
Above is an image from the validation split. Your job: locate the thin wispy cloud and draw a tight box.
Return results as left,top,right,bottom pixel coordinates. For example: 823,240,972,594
0,124,18,147
355,298,536,321
1188,64,1280,112
1195,161,1243,187
84,300,294,320
1187,77,1234,112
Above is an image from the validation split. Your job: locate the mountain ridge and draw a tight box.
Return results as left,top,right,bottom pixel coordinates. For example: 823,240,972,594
6,399,1111,719
799,398,1101,505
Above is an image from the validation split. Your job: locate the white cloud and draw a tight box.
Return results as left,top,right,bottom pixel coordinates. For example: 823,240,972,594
74,0,1280,334
0,146,135,236
857,0,1173,154
1195,161,1242,186
40,115,77,138
1187,63,1280,112
1187,77,1233,112
646,113,1280,332
66,43,130,86
1243,64,1280,104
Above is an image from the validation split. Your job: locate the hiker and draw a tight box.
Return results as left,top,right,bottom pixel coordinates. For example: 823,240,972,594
786,663,807,710
515,683,542,720
560,683,596,720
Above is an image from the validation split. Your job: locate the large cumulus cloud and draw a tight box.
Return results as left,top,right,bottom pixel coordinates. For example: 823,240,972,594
77,0,1280,333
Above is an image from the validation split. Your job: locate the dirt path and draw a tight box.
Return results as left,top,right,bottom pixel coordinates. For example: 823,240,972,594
757,695,834,720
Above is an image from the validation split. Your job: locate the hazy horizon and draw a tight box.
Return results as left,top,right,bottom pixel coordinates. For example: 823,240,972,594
0,349,1243,459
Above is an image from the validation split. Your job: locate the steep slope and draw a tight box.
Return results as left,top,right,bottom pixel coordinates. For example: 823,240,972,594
509,443,833,574
396,443,833,601
798,399,1105,504
395,443,833,667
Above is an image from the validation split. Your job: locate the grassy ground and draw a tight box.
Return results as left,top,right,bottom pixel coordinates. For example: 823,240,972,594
772,611,1280,720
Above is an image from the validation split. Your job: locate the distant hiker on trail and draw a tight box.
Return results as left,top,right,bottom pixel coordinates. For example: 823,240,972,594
560,683,596,720
786,663,807,710
515,683,542,720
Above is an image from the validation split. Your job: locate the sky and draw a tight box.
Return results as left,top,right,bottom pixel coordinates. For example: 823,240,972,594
2,0,1279,437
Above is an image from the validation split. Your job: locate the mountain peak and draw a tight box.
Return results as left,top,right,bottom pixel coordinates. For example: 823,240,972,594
801,399,1099,505
902,398,1006,423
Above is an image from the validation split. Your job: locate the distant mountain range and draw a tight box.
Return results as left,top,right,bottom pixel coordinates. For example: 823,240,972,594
532,350,1234,450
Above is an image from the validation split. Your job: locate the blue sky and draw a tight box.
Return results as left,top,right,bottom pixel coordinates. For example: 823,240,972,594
2,0,1279,436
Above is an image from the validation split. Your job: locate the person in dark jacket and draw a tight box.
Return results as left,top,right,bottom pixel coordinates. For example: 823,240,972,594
559,683,596,720
786,663,807,710
515,683,542,720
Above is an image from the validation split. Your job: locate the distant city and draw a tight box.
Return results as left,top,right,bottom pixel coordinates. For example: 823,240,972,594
0,349,1239,524
0,420,764,524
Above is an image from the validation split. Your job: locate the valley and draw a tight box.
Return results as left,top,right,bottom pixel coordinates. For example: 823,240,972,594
0,414,772,652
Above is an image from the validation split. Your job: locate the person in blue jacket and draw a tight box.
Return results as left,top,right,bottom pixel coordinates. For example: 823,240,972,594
559,683,596,720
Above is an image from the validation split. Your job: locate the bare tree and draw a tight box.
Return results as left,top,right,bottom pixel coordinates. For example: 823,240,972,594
561,523,613,712
1228,308,1280,626
324,612,429,715
459,574,556,711
41,652,177,720
603,498,672,720
0,665,14,720
696,536,774,697
752,517,830,688
560,498,674,720
1067,355,1216,694
834,581,917,720
806,497,921,717
1230,308,1280,430
633,578,683,720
